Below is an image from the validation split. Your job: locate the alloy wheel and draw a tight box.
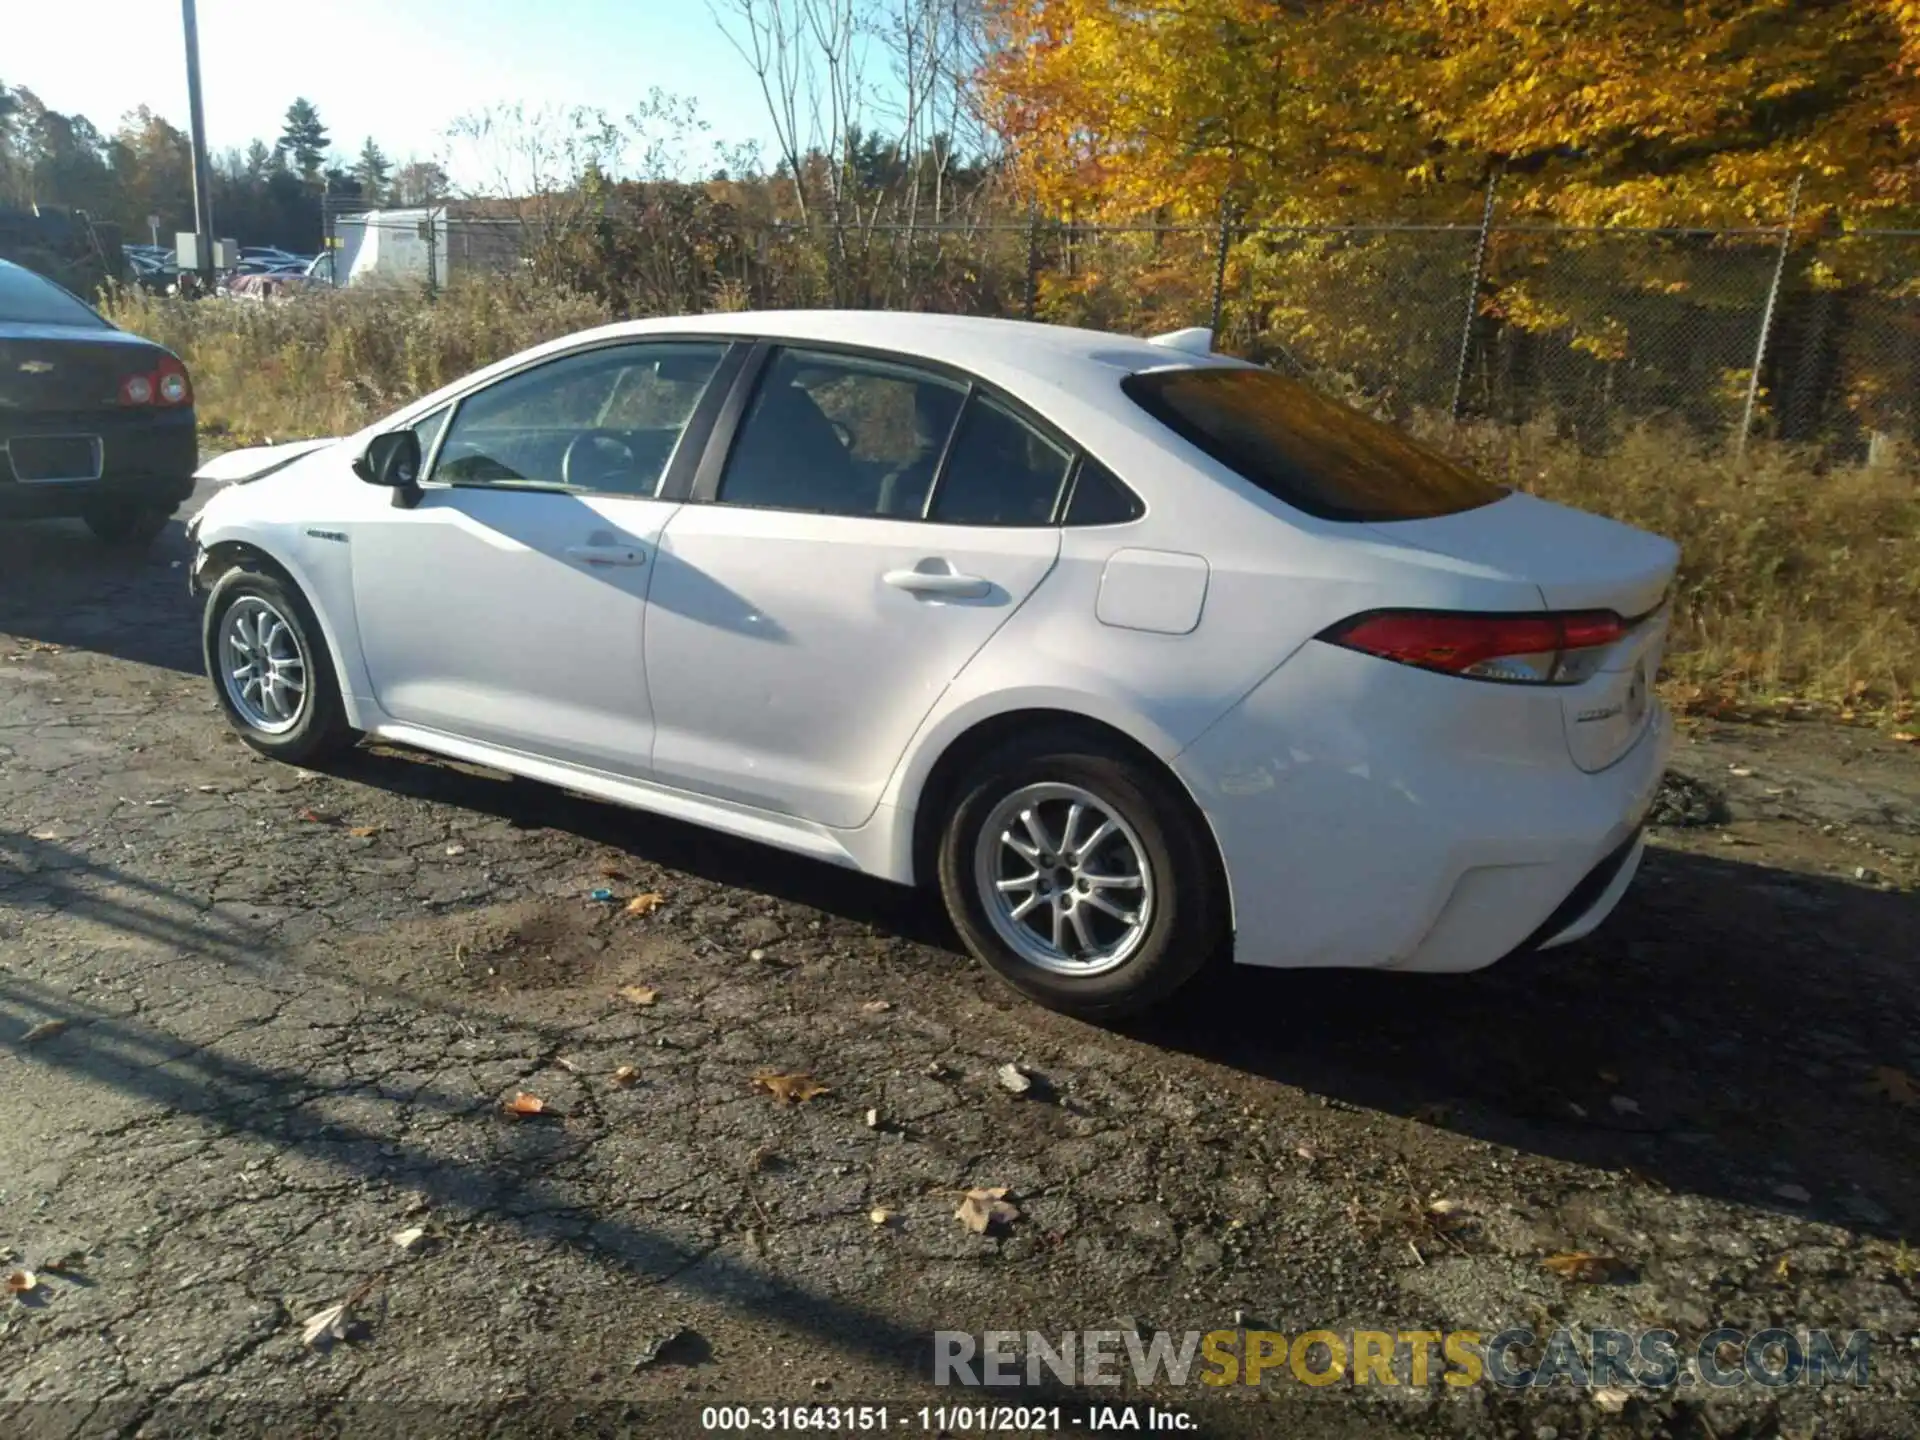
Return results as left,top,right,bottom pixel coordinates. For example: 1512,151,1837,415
972,781,1155,976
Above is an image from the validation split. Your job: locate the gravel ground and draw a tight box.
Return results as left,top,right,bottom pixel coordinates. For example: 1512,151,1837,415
2,493,1918,1439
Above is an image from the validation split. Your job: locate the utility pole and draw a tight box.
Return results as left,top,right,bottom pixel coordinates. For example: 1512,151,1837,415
181,0,216,288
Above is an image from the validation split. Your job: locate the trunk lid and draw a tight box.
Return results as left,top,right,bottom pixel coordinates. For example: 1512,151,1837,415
1363,489,1677,616
1365,490,1680,773
0,325,168,416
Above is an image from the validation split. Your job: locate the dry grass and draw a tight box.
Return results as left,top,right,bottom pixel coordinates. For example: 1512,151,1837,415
108,281,1918,714
103,278,611,446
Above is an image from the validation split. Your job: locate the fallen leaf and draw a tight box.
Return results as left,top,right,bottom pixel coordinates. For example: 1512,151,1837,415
22,1019,69,1045
390,1226,428,1251
196,784,220,793
996,1063,1033,1095
598,863,626,879
861,999,892,1013
869,1207,893,1226
752,1071,830,1105
955,1186,1020,1234
1728,765,1754,777
1592,1387,1632,1415
5,1270,38,1296
28,829,58,841
301,1300,351,1347
611,1065,640,1087
616,985,658,1007
1774,1254,1792,1279
1295,1145,1317,1161
624,893,665,916
1861,1066,1920,1109
444,843,467,856
1891,732,1918,744
296,808,325,823
1428,1198,1461,1216
504,1092,546,1117
555,1057,583,1074
347,825,380,838
1542,1251,1620,1283
401,1192,430,1216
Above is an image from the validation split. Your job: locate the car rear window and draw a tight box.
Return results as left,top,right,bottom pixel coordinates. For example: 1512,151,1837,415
1122,366,1504,522
0,264,109,328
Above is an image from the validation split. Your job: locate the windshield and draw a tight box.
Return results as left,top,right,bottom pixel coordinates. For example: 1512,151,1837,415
0,264,109,329
1123,366,1504,523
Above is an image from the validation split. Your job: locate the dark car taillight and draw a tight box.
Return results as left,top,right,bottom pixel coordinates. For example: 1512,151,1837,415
1318,608,1627,685
120,357,193,408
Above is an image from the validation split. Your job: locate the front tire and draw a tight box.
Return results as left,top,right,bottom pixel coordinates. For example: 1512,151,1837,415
937,729,1226,1018
84,502,174,548
202,565,357,765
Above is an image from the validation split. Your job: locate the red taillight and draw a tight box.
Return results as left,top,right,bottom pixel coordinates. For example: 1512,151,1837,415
119,359,193,408
1319,608,1627,685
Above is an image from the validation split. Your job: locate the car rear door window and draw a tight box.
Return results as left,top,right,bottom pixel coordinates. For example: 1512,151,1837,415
0,264,109,328
926,393,1073,527
717,348,966,518
1122,366,1504,522
432,341,728,497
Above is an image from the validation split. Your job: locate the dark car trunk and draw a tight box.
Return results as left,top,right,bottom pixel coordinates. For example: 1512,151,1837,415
0,323,168,417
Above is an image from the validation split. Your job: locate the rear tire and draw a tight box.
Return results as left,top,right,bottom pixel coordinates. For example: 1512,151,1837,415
202,565,358,766
84,502,174,548
937,728,1226,1018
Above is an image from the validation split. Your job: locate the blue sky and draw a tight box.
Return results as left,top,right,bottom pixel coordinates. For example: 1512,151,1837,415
6,0,810,185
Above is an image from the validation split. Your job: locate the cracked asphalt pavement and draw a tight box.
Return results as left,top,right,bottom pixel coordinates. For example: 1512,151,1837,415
3,487,1918,1438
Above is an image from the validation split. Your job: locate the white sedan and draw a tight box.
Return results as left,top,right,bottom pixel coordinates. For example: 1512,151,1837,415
188,312,1676,1016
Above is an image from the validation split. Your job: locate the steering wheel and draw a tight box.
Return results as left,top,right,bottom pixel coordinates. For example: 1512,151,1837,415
561,429,638,490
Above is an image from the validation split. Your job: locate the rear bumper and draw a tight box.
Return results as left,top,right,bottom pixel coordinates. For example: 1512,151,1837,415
0,409,197,519
1173,640,1670,973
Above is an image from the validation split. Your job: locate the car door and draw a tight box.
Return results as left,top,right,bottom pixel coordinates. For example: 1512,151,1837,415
643,344,1071,829
349,338,738,778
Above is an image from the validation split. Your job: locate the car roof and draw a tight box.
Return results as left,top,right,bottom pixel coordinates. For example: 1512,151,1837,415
563,310,1249,396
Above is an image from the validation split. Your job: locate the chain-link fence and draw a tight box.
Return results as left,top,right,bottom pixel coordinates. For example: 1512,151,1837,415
309,197,1920,460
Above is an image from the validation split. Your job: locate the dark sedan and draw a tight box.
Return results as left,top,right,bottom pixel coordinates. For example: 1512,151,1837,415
0,258,197,546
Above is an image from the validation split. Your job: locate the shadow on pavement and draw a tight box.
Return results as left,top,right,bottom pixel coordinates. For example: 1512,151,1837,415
0,511,201,675
1127,844,1920,1242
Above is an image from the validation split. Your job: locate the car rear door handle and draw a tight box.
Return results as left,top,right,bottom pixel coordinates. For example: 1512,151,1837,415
884,566,991,599
566,544,646,567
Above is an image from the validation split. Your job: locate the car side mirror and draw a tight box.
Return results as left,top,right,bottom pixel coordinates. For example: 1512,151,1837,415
353,428,423,507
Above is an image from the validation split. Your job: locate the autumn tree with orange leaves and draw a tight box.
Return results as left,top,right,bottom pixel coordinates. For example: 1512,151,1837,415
983,0,1920,437
983,0,1920,227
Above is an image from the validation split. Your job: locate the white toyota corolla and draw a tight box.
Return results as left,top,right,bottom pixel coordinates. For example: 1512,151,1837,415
188,311,1676,1015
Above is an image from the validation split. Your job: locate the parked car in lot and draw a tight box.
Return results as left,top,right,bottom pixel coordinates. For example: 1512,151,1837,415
186,312,1676,1015
0,257,196,545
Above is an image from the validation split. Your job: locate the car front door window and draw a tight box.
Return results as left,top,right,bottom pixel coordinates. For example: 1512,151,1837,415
432,342,729,497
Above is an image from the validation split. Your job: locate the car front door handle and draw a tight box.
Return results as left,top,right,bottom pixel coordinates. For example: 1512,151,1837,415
883,566,991,599
566,545,646,567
